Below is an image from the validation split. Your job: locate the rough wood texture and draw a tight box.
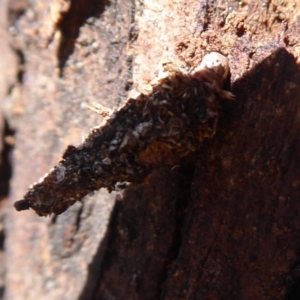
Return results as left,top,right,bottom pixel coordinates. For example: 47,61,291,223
2,0,300,299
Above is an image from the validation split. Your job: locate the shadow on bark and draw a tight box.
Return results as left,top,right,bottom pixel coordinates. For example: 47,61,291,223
79,48,300,299
0,118,15,299
79,166,195,299
56,0,110,76
0,119,14,200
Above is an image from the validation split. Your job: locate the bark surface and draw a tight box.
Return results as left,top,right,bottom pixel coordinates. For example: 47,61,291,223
1,0,300,299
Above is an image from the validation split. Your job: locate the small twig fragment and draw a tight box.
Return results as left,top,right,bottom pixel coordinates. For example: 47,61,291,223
85,102,113,118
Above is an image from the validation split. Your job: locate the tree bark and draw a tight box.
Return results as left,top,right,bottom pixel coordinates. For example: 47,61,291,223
1,0,300,299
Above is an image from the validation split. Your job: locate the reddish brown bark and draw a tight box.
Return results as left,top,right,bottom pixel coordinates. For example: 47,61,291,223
1,0,300,299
